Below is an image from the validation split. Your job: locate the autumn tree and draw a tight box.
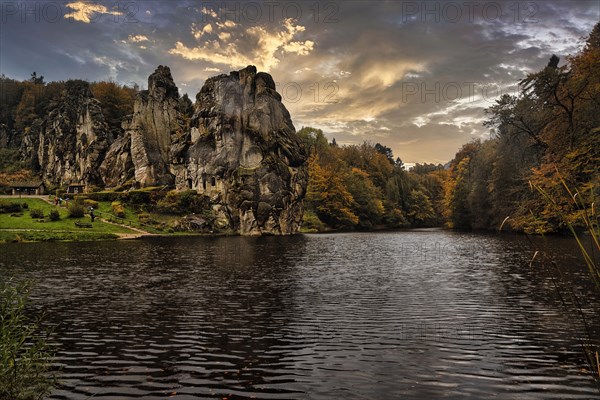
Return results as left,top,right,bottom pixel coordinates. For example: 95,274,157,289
345,167,385,229
444,22,600,233
14,83,39,132
91,81,136,135
406,189,436,226
306,154,358,228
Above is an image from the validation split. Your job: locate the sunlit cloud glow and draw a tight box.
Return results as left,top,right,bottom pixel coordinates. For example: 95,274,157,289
64,1,123,23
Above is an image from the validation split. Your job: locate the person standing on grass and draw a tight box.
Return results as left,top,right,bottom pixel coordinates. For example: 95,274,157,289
90,207,95,223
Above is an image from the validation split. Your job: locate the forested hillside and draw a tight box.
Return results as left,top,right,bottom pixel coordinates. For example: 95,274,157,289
443,22,600,233
0,75,136,186
298,128,444,231
301,22,599,233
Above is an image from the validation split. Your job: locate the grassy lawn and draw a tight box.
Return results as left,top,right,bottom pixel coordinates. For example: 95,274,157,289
0,230,118,243
0,198,136,242
91,200,175,234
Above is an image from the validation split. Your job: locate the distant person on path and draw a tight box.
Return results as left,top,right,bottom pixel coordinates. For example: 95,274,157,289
90,208,95,223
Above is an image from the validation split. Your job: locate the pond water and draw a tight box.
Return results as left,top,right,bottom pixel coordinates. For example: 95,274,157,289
1,230,599,399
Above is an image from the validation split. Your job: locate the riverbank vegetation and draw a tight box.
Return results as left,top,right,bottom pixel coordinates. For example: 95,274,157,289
0,280,56,399
524,178,600,382
443,23,599,234
86,188,214,232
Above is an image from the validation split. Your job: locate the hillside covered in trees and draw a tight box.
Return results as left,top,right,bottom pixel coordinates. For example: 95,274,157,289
301,22,600,234
298,128,445,231
443,22,600,234
0,74,138,182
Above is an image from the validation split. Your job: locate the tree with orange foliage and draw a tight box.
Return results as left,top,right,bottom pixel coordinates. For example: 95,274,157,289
91,81,136,134
306,154,358,228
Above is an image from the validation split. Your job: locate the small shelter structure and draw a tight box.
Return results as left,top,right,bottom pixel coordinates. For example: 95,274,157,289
9,181,45,196
67,184,86,194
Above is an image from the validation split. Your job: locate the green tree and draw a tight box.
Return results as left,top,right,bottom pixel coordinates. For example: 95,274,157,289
178,93,194,118
297,126,329,156
406,189,436,226
29,72,44,85
374,143,394,164
467,141,495,230
0,76,26,131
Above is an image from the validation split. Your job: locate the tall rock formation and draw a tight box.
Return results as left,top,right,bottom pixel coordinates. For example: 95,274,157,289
178,66,307,235
20,80,110,187
101,65,307,235
129,65,181,186
9,65,307,235
100,66,183,188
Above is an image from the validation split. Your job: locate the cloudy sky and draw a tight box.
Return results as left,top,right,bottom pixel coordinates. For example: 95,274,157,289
1,0,598,163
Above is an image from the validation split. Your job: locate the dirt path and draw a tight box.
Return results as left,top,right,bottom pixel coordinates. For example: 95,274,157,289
97,218,155,239
0,195,50,200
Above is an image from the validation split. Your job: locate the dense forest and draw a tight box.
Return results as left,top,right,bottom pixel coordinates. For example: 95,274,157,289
301,22,600,234
443,23,600,233
297,127,445,231
1,23,598,234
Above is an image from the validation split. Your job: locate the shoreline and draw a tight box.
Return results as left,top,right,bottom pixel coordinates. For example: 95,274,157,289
2,227,582,245
0,196,583,244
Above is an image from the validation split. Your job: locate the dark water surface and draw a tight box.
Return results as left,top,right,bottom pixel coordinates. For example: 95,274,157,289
1,230,599,399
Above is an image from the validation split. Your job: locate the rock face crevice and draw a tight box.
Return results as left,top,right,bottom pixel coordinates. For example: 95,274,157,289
98,133,134,188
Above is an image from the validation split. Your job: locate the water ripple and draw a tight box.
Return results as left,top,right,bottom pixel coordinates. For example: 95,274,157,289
1,231,599,399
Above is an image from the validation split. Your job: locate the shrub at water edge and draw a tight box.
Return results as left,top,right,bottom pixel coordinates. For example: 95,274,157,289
0,280,56,400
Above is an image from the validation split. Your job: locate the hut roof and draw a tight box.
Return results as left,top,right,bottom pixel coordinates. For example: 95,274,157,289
9,181,43,188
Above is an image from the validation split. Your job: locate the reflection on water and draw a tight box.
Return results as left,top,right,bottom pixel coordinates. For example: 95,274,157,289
1,230,599,399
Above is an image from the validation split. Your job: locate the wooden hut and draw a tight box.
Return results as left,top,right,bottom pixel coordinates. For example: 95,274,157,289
10,181,45,196
67,184,86,194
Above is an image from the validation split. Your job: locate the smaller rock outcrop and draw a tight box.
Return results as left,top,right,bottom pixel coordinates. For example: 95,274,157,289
20,80,110,187
128,65,181,187
98,133,134,187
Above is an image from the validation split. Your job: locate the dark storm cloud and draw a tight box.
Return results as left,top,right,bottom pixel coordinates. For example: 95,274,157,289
1,0,598,162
